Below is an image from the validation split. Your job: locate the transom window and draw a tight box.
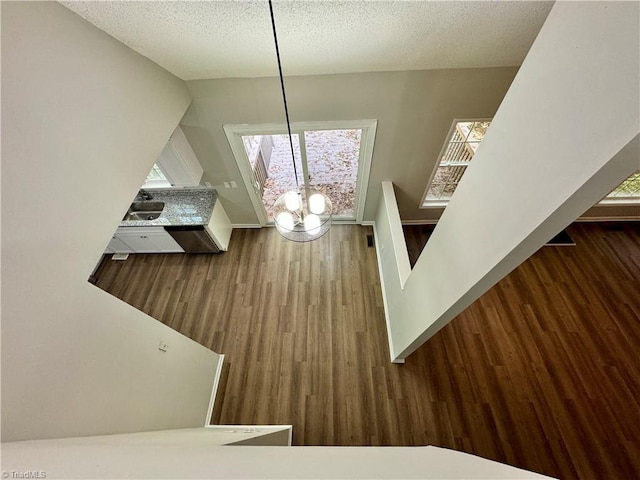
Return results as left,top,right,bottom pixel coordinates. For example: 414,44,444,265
421,119,491,207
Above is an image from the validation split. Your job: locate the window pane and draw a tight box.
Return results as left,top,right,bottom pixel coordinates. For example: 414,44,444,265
242,135,262,168
447,166,466,186
468,121,490,142
143,163,171,187
423,119,491,206
605,172,640,198
426,182,445,200
146,164,167,182
256,134,303,220
305,129,361,218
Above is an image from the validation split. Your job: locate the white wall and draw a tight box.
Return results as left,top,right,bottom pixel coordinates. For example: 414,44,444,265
373,182,411,361
182,67,518,224
1,429,554,479
1,2,222,441
377,1,639,360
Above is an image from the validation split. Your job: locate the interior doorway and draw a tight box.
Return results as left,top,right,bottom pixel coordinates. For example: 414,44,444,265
225,120,377,225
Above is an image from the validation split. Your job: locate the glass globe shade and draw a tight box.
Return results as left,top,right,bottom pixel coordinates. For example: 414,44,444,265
304,214,321,235
308,193,326,214
276,211,294,232
284,191,301,211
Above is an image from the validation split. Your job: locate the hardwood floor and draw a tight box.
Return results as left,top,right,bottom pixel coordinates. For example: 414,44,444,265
402,224,435,268
94,223,640,479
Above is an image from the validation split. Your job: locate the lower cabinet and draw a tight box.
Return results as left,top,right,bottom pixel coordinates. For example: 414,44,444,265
105,235,133,254
107,227,184,254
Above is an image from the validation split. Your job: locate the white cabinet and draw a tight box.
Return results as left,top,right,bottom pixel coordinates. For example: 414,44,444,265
156,126,204,187
106,234,134,254
116,231,157,253
107,227,184,254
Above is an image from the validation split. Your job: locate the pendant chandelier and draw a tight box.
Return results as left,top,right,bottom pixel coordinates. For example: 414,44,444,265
269,0,332,242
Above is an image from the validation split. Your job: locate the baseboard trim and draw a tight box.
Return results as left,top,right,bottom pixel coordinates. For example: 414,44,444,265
231,224,262,229
205,354,225,426
232,222,383,229
401,219,439,225
402,217,639,226
575,216,640,222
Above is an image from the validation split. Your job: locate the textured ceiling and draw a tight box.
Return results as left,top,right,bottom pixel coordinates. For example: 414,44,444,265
60,1,554,81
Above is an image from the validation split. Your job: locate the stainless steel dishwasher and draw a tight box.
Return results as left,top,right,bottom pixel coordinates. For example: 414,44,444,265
164,225,221,253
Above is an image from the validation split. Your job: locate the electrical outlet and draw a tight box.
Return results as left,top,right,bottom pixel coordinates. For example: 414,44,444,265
159,341,168,352
224,182,230,188
230,181,237,188
205,182,212,188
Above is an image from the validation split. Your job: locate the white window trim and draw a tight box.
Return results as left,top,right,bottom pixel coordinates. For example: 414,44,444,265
142,178,172,189
598,197,640,205
419,118,492,209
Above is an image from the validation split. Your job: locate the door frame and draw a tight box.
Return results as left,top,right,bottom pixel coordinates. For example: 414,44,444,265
223,120,377,226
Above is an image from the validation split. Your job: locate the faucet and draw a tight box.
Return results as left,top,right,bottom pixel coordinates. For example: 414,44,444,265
137,189,153,201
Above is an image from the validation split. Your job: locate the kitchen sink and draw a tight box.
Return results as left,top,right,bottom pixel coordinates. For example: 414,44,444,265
122,201,165,221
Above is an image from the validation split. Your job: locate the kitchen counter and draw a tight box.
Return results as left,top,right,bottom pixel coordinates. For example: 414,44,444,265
120,187,217,227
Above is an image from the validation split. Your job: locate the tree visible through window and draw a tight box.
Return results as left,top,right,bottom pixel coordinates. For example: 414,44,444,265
422,119,491,206
602,171,640,202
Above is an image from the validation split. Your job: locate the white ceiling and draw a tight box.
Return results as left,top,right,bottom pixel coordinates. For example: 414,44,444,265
60,1,554,81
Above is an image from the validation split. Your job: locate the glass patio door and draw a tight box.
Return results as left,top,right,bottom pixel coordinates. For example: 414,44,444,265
241,129,362,222
224,120,376,226
303,129,362,219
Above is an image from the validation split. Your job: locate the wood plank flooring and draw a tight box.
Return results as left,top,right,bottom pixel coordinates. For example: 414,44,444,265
402,224,435,268
93,223,640,479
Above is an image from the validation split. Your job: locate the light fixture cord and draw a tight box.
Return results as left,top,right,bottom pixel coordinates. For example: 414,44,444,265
269,0,300,191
